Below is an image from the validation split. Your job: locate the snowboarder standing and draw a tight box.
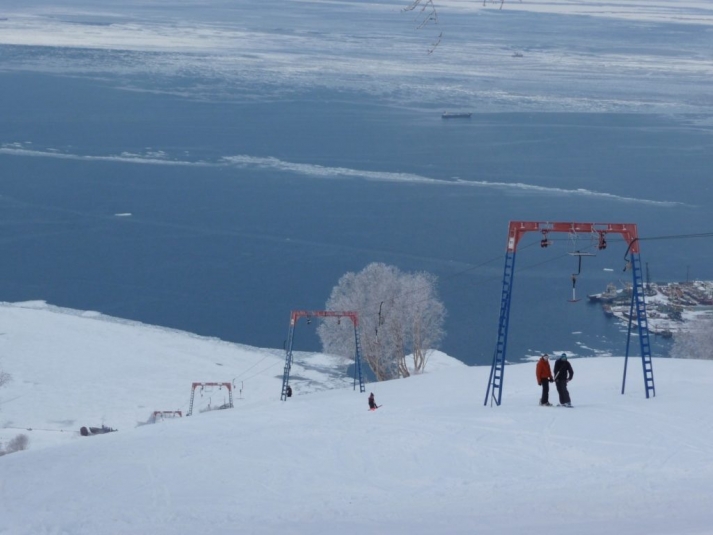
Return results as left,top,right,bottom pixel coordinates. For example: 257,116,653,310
536,353,554,406
553,353,574,407
368,392,378,410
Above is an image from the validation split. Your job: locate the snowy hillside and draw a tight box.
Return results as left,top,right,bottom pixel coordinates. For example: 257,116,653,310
0,301,359,451
1,301,713,534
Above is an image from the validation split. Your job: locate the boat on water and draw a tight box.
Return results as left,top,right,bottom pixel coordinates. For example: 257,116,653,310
442,112,472,119
587,282,627,303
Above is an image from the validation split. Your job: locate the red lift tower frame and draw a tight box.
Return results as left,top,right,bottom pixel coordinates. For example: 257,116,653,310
485,221,656,406
187,382,234,416
280,310,366,400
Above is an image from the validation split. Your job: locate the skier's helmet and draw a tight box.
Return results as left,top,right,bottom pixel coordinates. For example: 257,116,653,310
561,353,567,359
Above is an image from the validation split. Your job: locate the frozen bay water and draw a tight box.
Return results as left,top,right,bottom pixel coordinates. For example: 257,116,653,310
0,1,712,363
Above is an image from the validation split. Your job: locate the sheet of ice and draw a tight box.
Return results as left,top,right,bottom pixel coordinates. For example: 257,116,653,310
0,144,687,207
1,0,712,113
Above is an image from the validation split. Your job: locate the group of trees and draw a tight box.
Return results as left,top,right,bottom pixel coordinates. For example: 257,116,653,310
671,318,713,360
317,263,446,381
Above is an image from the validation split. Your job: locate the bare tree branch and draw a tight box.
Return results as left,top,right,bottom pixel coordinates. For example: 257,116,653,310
402,0,442,54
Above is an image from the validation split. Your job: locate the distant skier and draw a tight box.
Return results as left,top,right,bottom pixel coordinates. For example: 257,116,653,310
536,353,554,406
368,392,379,410
553,353,574,407
286,385,293,398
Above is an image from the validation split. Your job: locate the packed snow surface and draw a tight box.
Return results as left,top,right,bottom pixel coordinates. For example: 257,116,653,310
1,301,712,534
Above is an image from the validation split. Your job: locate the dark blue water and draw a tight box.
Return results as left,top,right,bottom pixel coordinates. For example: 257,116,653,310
1,71,712,364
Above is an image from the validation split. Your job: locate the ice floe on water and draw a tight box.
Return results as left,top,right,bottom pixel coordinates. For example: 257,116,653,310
0,143,687,206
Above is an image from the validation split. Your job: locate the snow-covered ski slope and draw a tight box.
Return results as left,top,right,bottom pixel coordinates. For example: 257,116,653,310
1,301,712,535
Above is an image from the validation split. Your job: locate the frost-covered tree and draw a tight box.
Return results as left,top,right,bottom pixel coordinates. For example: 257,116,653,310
317,263,446,381
671,318,713,360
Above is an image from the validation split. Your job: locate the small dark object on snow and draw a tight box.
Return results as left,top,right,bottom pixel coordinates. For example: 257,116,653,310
368,392,379,410
80,425,117,437
286,385,292,397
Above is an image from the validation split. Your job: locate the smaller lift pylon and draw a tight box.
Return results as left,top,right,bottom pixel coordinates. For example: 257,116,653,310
281,310,366,400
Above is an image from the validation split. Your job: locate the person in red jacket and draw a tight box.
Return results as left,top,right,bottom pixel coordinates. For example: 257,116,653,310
536,353,554,406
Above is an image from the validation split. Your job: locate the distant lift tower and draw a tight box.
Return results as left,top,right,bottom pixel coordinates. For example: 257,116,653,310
484,221,656,406
281,310,366,401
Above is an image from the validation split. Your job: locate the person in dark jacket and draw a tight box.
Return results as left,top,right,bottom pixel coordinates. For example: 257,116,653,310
553,353,574,407
536,353,554,406
368,392,378,410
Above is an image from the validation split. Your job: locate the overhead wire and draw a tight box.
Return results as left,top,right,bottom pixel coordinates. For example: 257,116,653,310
237,230,713,387
638,232,713,242
392,231,713,302
240,361,282,383
284,230,713,363
232,353,277,381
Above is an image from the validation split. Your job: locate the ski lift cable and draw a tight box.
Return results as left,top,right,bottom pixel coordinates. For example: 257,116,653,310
3,425,76,434
232,353,276,381
621,232,713,265
241,360,282,383
344,241,571,323
337,229,713,322
296,232,711,329
315,231,713,332
638,232,713,241
337,241,549,321
315,245,534,326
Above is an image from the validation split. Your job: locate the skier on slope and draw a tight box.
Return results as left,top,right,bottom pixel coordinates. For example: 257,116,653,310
368,392,378,410
553,353,574,407
536,353,554,406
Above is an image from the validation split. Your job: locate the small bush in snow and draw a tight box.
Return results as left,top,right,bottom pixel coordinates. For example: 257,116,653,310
0,368,11,389
0,433,29,456
7,434,30,453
